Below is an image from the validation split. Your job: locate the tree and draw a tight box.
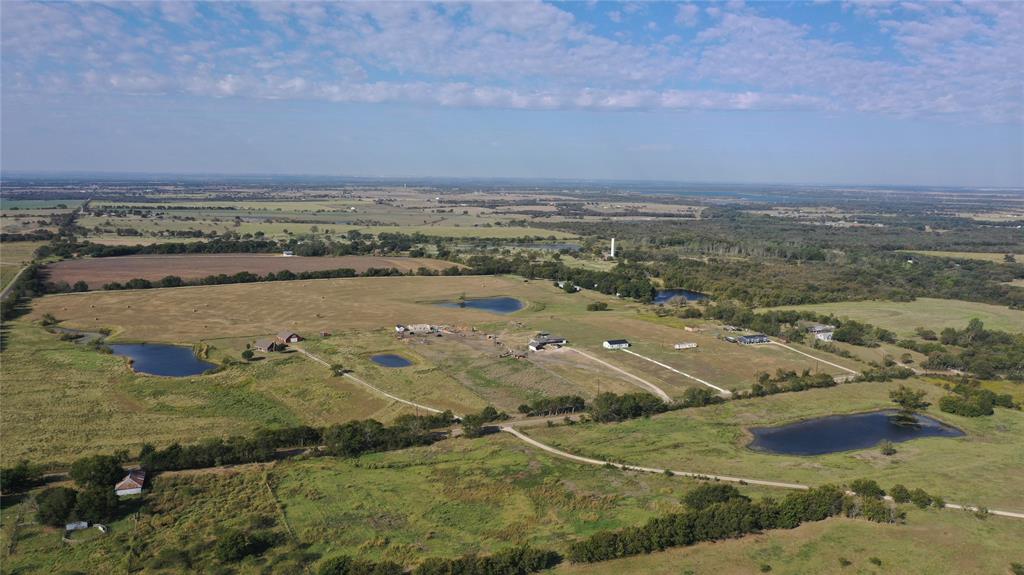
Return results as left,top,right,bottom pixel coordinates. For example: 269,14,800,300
69,454,124,488
889,385,930,424
241,349,254,361
586,301,609,311
1,460,43,494
72,280,90,292
36,487,78,526
74,486,119,523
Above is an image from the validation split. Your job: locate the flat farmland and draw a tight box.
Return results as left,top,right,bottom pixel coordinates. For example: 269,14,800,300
0,323,418,466
762,297,1024,335
1,241,45,289
902,250,1021,263
28,275,602,342
528,314,862,394
42,254,458,288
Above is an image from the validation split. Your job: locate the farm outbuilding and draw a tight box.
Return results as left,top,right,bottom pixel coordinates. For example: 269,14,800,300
277,332,302,343
603,339,631,349
673,342,698,350
115,469,146,496
737,334,771,345
255,339,284,352
528,335,568,351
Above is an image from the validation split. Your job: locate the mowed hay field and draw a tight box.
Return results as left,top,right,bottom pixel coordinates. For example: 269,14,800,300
763,297,1024,336
28,275,605,342
529,380,1024,511
42,254,459,288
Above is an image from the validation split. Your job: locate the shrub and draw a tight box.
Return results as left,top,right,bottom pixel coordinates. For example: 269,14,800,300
849,478,885,499
879,440,897,456
889,484,911,503
908,488,933,509
214,530,276,563
586,302,609,311
682,483,747,510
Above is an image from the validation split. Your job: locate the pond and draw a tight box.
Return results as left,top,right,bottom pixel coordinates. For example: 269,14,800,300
437,296,525,314
370,353,414,368
747,409,964,456
654,289,708,304
111,344,217,377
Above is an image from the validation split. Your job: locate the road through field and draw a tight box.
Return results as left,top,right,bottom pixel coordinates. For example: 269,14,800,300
564,347,672,402
291,345,447,415
769,340,859,375
620,348,731,396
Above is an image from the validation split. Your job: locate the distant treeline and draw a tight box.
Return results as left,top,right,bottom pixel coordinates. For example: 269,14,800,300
90,267,423,292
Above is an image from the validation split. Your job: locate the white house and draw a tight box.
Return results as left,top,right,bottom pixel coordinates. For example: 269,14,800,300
673,342,698,350
603,339,631,350
115,469,146,497
815,331,834,342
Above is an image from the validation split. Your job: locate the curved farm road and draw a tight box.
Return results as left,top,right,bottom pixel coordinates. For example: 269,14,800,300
500,426,1024,520
291,343,1024,521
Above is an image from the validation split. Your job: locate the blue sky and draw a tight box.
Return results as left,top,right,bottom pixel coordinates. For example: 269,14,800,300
2,1,1022,187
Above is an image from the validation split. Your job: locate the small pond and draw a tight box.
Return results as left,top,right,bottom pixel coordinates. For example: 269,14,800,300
111,344,217,377
437,296,525,314
747,409,964,456
654,289,708,304
370,353,414,368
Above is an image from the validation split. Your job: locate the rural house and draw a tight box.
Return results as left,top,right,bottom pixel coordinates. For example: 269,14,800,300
737,334,771,345
673,342,698,350
115,469,146,496
277,331,302,343
603,339,631,349
396,324,435,335
528,335,568,351
255,339,284,352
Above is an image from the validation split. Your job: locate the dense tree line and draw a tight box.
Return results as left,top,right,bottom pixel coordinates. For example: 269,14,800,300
588,392,668,422
566,485,849,563
744,369,838,398
461,406,509,438
517,395,586,416
317,545,561,575
0,460,45,494
455,255,657,301
82,266,419,293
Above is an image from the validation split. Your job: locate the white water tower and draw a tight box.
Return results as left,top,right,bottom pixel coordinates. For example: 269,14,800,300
610,238,616,258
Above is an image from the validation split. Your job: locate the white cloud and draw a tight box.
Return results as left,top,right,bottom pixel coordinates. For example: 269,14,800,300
676,4,700,27
1,0,1020,122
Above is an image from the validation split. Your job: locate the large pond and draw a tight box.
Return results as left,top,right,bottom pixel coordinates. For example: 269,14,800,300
370,353,414,368
654,289,708,304
747,409,964,456
111,344,217,377
437,296,525,314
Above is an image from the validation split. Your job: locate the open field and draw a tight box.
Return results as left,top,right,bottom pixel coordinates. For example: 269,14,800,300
762,297,1024,335
0,241,45,289
42,254,459,288
557,509,1024,575
27,275,869,401
0,323,415,466
902,250,1022,263
3,430,1020,574
529,380,1024,510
